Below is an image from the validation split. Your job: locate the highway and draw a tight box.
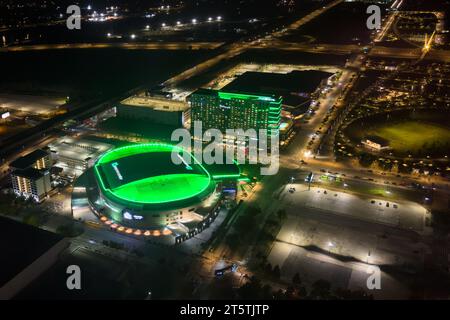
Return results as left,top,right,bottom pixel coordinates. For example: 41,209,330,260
163,0,345,87
255,40,450,62
3,0,449,295
0,42,224,52
0,0,343,180
201,3,450,279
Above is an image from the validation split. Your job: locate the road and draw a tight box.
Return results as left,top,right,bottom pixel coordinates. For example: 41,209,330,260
185,0,348,282
203,2,450,290
255,40,450,62
0,42,224,52
163,0,345,87
4,0,449,297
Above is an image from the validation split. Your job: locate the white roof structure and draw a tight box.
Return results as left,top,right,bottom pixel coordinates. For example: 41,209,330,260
48,137,113,173
120,94,188,112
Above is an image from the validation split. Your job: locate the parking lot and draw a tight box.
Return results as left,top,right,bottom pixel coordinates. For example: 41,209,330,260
283,184,426,232
267,183,429,299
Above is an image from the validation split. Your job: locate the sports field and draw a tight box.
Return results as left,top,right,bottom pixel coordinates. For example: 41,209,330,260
94,143,213,205
364,121,450,154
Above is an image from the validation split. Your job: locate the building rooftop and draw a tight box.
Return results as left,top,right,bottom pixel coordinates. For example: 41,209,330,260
364,135,390,147
223,70,332,94
94,143,216,210
10,149,48,170
11,167,47,180
49,137,113,163
0,217,63,288
120,95,188,112
190,88,282,103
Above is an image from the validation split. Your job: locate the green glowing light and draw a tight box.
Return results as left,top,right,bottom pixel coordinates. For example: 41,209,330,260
112,173,211,204
212,174,241,179
97,143,178,165
94,143,215,205
218,92,282,103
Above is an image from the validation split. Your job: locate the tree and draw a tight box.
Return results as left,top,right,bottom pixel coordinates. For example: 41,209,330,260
272,265,281,279
238,276,263,299
292,272,301,285
276,209,287,221
359,152,375,167
285,286,296,300
261,284,274,300
310,279,332,299
225,232,240,250
264,262,272,275
297,286,308,298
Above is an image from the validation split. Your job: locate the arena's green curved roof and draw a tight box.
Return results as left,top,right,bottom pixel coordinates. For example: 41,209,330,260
94,143,215,208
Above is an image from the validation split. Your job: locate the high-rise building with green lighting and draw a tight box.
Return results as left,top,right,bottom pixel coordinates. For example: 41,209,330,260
188,89,282,141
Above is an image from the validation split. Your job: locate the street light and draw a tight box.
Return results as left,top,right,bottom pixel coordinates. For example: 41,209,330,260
217,16,222,21
130,34,136,39
192,18,197,24
208,17,213,22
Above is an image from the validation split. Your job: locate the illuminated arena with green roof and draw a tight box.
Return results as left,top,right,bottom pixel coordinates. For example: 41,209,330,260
92,143,220,231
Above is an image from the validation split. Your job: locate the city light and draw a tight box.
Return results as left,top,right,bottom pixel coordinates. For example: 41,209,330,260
4,0,446,302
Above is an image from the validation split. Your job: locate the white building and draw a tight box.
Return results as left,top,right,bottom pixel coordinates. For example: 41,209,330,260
11,168,51,202
361,135,390,151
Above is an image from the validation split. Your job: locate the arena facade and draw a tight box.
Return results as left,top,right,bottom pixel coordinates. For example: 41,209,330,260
80,143,240,241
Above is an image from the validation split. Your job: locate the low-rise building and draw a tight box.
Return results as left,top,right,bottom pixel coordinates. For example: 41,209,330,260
11,168,51,202
10,149,51,171
361,135,390,150
117,94,189,127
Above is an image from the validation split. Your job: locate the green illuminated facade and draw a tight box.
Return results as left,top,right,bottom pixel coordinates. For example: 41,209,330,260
189,89,282,138
92,143,219,229
94,143,215,208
